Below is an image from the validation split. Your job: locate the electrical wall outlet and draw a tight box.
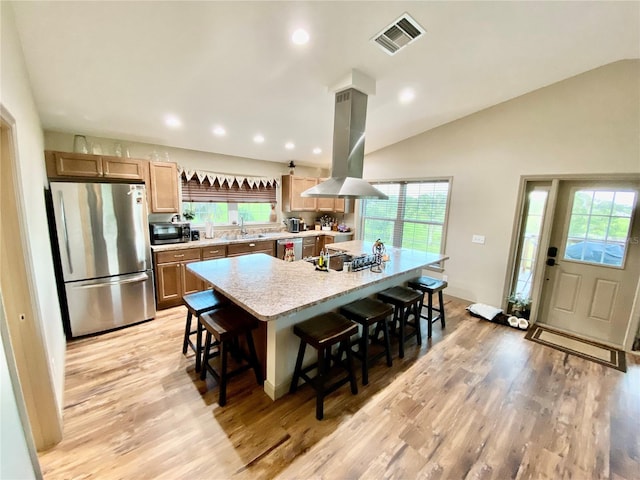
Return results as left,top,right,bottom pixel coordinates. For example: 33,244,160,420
442,274,448,282
472,234,485,244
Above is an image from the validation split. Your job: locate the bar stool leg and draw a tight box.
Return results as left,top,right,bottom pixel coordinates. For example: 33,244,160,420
195,320,203,372
413,301,422,345
245,332,263,384
200,332,212,381
219,340,228,406
382,318,393,367
183,311,193,354
316,347,327,420
398,306,406,359
439,290,446,328
290,340,307,394
361,325,370,385
344,340,358,395
427,291,434,338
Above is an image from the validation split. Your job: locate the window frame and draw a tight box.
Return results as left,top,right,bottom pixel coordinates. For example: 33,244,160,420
358,177,452,270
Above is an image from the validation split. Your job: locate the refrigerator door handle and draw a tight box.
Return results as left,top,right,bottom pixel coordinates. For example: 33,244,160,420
58,190,73,274
75,272,150,289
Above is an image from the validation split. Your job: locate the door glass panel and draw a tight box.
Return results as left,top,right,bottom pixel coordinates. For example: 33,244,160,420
563,189,636,267
513,190,548,298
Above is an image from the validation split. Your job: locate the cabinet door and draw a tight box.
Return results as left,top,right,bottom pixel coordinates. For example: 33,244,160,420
316,178,335,212
290,176,317,211
182,260,204,296
53,152,103,177
156,262,182,306
334,198,346,213
103,156,145,180
149,161,179,213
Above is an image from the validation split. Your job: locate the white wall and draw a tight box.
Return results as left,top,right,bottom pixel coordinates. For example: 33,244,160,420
363,60,640,306
1,2,65,413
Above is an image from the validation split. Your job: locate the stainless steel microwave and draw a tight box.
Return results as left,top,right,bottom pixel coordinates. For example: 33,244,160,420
149,222,191,245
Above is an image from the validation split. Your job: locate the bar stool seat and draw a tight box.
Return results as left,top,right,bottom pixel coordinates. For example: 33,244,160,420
289,312,358,420
408,276,447,338
340,298,394,385
182,290,227,372
377,286,423,358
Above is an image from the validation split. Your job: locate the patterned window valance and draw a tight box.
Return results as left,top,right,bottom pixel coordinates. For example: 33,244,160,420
179,166,278,203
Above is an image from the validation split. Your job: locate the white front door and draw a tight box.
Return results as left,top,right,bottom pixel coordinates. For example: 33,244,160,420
538,181,640,346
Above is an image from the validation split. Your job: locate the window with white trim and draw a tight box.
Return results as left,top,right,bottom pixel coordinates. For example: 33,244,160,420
360,180,451,258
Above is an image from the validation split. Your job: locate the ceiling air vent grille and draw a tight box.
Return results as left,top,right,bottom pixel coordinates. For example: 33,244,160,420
372,13,425,56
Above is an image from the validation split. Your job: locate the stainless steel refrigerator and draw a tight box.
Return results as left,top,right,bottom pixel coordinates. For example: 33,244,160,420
49,182,155,337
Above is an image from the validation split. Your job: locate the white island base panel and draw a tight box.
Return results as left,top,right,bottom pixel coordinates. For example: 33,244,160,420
264,268,423,400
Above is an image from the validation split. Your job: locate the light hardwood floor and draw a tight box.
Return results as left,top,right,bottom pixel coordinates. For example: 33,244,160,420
38,297,640,479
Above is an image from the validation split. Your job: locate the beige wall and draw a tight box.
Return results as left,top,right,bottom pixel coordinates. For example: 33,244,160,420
1,1,65,445
363,60,640,306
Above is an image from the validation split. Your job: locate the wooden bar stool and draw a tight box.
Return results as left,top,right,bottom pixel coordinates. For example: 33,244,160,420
408,276,447,338
289,312,358,420
199,305,263,406
182,290,227,372
377,286,422,358
340,298,394,385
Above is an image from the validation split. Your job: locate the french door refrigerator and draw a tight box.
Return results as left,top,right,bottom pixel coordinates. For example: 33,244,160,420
49,182,155,337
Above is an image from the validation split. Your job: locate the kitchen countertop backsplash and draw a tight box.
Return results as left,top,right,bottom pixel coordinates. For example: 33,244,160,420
151,228,354,252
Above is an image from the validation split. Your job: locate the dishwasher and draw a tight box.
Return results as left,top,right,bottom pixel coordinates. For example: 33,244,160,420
276,237,303,261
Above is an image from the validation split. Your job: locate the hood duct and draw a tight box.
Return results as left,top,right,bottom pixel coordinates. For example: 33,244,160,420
301,88,388,200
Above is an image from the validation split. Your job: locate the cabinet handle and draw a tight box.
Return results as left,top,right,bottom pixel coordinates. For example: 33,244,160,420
249,243,256,247
208,250,219,254
174,254,185,258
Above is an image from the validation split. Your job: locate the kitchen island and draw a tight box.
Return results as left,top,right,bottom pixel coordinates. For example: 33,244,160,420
188,240,447,400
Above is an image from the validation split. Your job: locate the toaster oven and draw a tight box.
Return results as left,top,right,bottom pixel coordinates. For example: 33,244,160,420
149,222,191,245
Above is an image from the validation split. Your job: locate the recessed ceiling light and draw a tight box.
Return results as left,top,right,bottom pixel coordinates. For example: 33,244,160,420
285,142,295,150
164,114,182,128
212,126,226,136
399,88,415,104
253,134,265,143
291,29,309,45
313,147,322,154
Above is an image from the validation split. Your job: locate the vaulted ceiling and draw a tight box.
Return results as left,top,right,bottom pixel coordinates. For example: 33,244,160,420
10,1,640,167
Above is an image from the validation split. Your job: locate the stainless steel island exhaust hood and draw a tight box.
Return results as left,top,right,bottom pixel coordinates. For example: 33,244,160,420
301,87,388,200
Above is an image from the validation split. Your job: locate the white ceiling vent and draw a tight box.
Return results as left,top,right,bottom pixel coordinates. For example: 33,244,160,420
372,13,425,56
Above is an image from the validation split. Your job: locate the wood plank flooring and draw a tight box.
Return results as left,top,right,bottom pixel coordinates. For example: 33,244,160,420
38,298,640,479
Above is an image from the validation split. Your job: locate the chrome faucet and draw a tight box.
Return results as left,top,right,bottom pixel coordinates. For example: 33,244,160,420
239,215,248,236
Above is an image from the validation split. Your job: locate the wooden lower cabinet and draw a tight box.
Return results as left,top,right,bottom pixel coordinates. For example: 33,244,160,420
155,241,278,309
227,240,275,257
154,247,203,309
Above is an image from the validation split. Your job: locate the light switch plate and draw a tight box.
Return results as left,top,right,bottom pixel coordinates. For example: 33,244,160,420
472,234,485,244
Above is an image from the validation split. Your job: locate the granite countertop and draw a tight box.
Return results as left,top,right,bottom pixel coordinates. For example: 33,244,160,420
151,230,353,252
187,240,447,321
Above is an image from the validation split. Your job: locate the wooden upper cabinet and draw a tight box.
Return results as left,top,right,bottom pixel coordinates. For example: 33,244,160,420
46,151,144,181
102,156,145,180
282,175,317,212
148,161,179,213
316,178,336,212
52,151,103,177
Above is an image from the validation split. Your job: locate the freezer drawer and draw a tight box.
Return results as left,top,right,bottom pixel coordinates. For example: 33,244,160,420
65,271,156,337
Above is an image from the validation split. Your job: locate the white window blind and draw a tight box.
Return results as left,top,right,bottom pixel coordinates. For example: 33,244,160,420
360,180,450,256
